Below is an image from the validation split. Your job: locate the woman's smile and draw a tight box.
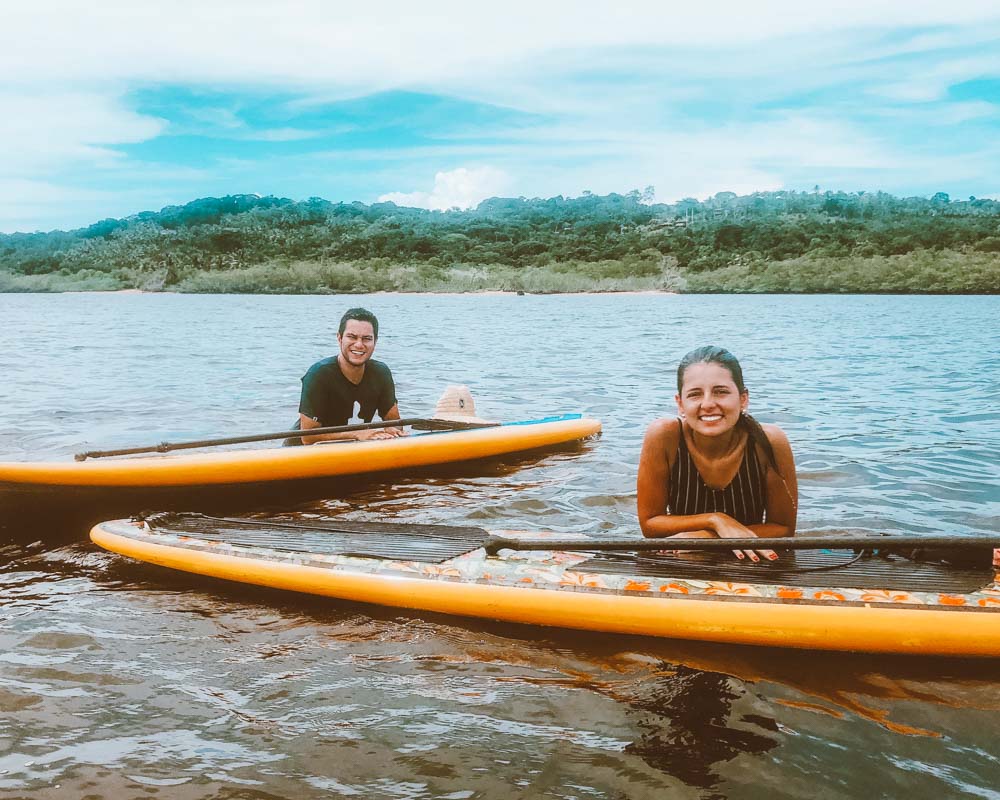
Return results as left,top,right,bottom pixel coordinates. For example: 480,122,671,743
676,362,748,436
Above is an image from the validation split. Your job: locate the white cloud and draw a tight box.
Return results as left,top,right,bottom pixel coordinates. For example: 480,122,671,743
2,1,999,231
931,101,999,124
348,111,900,209
378,167,511,210
0,178,88,232
0,91,168,230
871,54,1000,103
0,91,164,175
0,178,169,232
478,113,898,186
4,1,1000,88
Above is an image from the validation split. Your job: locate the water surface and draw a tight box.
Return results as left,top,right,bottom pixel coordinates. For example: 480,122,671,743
2,292,998,798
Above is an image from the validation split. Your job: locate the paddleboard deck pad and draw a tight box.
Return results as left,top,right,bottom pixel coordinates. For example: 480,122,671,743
91,513,1000,656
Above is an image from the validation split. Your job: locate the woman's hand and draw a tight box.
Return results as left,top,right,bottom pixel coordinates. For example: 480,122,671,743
710,514,778,562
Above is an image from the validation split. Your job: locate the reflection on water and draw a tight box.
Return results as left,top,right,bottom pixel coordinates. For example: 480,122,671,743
620,666,779,792
6,540,1000,797
2,293,1000,797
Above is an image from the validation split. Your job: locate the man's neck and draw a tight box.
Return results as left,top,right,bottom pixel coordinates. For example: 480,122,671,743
337,355,366,385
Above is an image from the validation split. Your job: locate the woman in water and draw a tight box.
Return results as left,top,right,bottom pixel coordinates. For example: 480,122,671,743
637,346,798,562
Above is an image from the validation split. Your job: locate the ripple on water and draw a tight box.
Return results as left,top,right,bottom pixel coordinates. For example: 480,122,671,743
1,294,999,797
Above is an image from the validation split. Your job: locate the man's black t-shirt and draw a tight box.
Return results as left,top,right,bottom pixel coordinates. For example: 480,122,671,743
298,357,397,427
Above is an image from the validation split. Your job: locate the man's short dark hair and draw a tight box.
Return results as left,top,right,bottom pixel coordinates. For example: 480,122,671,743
339,307,379,339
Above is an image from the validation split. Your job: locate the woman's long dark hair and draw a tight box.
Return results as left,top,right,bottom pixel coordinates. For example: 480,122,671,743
676,346,778,471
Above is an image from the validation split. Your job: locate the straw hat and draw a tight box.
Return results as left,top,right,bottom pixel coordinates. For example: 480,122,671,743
433,385,494,424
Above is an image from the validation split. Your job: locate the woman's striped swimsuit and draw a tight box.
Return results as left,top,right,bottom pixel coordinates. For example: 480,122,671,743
669,425,766,526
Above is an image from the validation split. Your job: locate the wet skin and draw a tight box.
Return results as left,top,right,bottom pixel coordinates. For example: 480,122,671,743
637,362,798,562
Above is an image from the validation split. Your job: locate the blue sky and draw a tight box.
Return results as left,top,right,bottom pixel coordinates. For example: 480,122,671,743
2,0,999,233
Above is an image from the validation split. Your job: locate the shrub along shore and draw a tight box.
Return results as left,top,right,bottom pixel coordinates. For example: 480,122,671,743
2,190,998,294
2,251,996,294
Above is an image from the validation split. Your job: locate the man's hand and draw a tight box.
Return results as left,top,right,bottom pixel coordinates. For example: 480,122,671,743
354,426,406,441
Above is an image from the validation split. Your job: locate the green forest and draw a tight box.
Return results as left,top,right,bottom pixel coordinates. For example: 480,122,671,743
1,189,998,293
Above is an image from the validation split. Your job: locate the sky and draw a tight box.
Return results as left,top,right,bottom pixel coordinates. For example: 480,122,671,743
2,0,999,233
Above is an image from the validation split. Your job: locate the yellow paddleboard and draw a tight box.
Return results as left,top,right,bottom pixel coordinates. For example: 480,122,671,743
91,513,1000,657
1,415,600,527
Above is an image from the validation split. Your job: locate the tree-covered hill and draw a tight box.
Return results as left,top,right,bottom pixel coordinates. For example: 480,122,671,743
2,189,998,293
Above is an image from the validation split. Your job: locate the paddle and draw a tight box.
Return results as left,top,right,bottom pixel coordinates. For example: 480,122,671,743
483,534,1000,556
74,417,499,461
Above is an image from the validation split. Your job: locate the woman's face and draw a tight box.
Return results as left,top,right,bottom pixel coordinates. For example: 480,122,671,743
675,361,749,437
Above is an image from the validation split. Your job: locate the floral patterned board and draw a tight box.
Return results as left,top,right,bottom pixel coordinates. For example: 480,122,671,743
129,523,1000,611
575,548,993,593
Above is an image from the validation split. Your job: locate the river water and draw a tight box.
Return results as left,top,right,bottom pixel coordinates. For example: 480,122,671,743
2,292,999,798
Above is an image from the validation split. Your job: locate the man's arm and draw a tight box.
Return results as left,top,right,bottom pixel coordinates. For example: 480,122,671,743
299,413,359,444
299,411,407,444
371,363,403,438
377,404,404,437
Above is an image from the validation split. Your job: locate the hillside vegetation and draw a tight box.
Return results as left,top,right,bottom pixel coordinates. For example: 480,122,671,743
1,190,997,293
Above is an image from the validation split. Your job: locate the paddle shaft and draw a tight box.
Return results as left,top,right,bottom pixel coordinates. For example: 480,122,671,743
75,417,498,461
484,534,1000,555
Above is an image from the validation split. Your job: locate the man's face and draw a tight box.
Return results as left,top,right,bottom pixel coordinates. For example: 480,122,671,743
338,319,377,367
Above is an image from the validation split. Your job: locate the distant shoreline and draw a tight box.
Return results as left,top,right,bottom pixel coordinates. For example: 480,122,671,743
3,250,997,295
3,190,998,294
56,288,679,297
13,288,997,297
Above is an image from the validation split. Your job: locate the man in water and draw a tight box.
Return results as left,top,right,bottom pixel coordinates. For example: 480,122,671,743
292,307,403,444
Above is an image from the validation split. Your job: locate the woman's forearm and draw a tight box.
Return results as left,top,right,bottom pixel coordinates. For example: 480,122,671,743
643,514,792,541
640,513,722,539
